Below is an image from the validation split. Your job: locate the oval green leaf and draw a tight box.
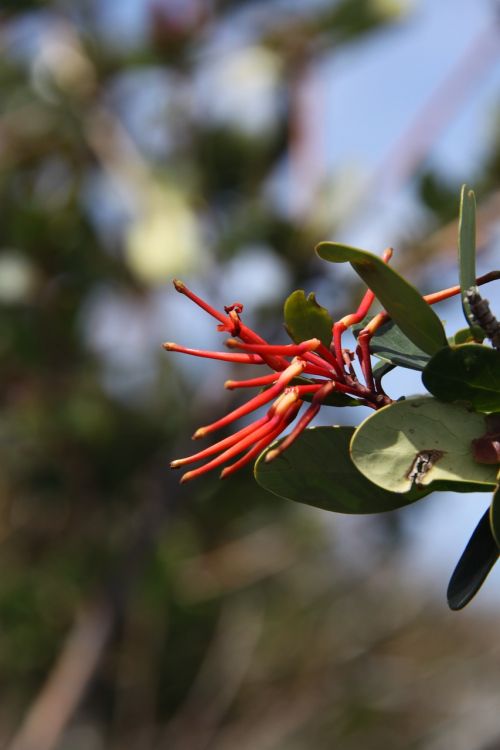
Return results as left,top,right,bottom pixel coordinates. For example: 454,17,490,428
350,396,498,493
422,344,500,412
284,289,333,349
447,508,499,610
316,242,448,355
458,184,477,329
255,426,430,514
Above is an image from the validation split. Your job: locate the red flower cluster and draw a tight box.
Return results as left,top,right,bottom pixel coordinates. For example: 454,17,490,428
164,277,391,483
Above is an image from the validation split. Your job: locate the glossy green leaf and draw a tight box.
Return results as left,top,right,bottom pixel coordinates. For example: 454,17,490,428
350,396,498,493
458,184,477,328
255,426,430,514
354,318,430,371
316,242,448,355
489,482,500,548
447,509,499,610
422,344,500,412
284,289,333,349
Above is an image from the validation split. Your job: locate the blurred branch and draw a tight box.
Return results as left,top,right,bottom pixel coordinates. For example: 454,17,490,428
402,189,500,271
177,523,298,602
6,478,174,750
7,598,113,750
159,597,264,750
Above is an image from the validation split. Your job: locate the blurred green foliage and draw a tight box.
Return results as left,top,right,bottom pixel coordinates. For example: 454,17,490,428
1,2,500,749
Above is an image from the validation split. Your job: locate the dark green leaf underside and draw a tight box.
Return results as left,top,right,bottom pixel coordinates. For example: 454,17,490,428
422,344,500,412
447,508,499,610
255,426,429,515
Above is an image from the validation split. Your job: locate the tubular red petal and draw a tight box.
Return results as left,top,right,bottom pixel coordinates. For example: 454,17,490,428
180,405,298,483
171,415,269,468
173,280,228,324
225,373,279,389
265,382,335,462
340,289,375,329
163,342,265,364
225,338,321,355
315,343,345,379
301,351,340,377
356,330,375,390
193,359,307,438
220,401,301,479
172,281,290,372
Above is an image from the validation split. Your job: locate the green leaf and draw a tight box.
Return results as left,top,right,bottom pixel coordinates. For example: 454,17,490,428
316,242,448,355
458,184,477,328
350,396,498,493
447,509,499,610
422,344,500,412
489,482,500,548
354,318,431,371
254,426,430,514
284,289,333,349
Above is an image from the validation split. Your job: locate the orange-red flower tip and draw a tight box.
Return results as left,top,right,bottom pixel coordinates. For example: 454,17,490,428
162,341,176,350
192,427,207,440
264,448,279,463
173,279,185,292
180,471,194,484
170,459,183,469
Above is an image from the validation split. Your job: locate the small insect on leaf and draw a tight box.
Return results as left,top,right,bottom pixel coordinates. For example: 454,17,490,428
465,288,500,350
406,450,444,487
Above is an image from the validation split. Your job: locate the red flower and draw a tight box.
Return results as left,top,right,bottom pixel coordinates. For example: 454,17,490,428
164,279,390,483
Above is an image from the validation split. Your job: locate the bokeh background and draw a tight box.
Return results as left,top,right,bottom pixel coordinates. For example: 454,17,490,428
2,1,500,749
